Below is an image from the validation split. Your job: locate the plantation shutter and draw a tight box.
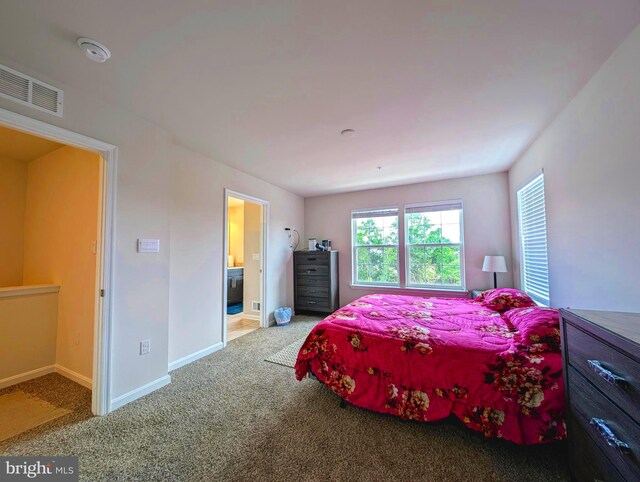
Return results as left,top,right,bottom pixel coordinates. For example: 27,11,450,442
517,173,550,305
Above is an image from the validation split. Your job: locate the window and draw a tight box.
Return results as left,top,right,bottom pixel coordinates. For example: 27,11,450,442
351,201,465,290
517,173,550,305
405,201,464,289
352,208,399,286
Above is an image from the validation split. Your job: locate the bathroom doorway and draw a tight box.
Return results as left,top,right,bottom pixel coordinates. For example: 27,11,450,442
223,190,268,344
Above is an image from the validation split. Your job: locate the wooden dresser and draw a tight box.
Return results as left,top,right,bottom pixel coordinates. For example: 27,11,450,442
293,250,339,315
559,309,640,482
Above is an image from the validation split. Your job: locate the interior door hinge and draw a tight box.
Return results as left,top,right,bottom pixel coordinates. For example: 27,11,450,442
100,289,105,297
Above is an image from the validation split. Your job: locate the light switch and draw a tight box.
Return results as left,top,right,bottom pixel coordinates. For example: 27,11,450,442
252,253,260,261
138,239,160,253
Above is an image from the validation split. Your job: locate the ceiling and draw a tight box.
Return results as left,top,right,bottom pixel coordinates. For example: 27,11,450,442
0,124,63,162
0,1,638,196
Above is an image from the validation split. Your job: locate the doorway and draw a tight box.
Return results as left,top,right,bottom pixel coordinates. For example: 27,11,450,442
223,190,268,344
0,107,116,418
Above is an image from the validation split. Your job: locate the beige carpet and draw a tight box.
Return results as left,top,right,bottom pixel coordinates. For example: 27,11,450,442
0,390,71,442
265,336,307,368
0,316,569,481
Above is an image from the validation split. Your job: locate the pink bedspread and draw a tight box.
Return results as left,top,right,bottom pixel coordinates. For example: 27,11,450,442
295,294,565,445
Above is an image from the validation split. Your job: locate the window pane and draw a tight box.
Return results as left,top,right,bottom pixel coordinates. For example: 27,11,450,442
425,265,441,284
440,210,459,224
355,215,398,246
441,223,460,243
408,246,426,284
355,246,399,284
405,204,464,288
442,265,461,285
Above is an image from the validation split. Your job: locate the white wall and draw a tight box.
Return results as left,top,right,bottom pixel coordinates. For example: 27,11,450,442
0,56,305,404
168,144,304,364
0,56,173,401
243,201,262,317
509,25,640,312
305,172,512,305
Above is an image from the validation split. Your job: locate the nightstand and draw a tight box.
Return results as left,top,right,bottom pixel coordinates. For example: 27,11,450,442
470,289,488,299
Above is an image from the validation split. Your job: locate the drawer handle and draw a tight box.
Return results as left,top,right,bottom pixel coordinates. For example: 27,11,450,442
307,257,317,261
307,300,317,304
306,268,317,273
588,360,628,389
590,418,631,454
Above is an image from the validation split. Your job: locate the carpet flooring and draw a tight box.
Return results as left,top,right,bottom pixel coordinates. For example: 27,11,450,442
0,317,569,481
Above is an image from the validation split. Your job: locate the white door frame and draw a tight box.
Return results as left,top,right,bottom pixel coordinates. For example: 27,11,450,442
222,189,269,345
0,107,117,416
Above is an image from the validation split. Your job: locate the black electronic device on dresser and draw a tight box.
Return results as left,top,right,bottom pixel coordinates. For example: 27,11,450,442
294,250,339,314
559,309,640,482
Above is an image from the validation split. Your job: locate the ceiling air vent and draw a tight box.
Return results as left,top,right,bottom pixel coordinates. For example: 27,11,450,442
0,64,63,117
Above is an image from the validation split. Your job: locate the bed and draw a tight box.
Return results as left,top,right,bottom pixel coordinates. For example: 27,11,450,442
294,290,566,445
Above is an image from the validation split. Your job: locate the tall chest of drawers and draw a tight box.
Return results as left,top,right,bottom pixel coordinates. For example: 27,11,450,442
294,250,339,314
559,309,640,482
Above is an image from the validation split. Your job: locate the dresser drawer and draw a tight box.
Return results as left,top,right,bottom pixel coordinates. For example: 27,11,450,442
296,286,329,298
295,252,329,265
568,367,640,482
296,265,330,276
568,415,625,482
565,323,640,421
295,296,330,312
296,276,329,288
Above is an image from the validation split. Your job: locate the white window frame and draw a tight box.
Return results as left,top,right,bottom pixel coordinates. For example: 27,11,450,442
351,206,400,287
350,200,466,291
517,171,550,305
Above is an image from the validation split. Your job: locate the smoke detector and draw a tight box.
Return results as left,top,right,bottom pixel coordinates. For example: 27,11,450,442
77,38,111,63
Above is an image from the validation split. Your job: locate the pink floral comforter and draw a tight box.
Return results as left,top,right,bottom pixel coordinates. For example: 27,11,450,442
294,294,565,445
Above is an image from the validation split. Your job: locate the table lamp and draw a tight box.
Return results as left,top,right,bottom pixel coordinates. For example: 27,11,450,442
482,255,507,289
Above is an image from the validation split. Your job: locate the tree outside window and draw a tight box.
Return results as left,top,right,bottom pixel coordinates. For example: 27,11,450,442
351,202,464,290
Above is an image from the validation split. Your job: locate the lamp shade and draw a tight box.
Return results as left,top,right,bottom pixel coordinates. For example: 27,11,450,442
482,255,507,273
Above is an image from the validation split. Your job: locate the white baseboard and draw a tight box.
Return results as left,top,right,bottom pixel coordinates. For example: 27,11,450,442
168,342,224,372
110,375,171,412
0,364,93,390
55,364,92,389
0,365,56,389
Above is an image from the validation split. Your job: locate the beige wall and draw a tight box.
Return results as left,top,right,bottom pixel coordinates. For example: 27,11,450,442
243,201,262,316
23,146,100,379
228,204,244,266
305,172,512,305
0,290,58,381
169,144,304,363
509,25,640,312
0,55,173,400
0,156,27,287
0,54,302,401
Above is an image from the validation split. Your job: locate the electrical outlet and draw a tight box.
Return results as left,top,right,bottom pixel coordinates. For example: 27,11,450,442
140,339,151,355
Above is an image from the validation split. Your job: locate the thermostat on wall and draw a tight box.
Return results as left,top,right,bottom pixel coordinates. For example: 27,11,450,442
138,239,160,253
